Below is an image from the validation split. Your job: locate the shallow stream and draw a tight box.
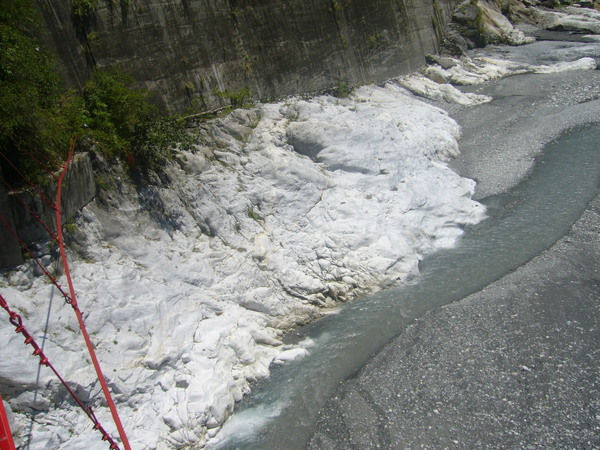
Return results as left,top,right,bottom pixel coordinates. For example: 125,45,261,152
215,123,600,449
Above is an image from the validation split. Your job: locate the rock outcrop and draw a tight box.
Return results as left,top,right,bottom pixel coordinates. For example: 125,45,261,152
0,154,96,269
443,0,535,53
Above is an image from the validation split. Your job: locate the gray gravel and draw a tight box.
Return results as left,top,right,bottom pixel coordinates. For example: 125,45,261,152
310,194,600,448
446,40,600,199
309,38,600,449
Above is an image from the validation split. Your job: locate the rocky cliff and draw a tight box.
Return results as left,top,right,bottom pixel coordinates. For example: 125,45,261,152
38,0,460,112
0,154,96,269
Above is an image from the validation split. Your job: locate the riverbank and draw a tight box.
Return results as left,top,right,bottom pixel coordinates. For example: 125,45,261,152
308,33,600,448
0,48,488,450
3,11,600,449
445,36,600,198
310,193,600,448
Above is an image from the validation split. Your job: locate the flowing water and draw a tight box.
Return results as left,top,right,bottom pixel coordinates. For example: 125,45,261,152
215,124,600,449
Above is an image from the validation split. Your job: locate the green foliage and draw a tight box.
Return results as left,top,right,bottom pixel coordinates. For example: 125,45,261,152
0,0,196,184
247,207,262,222
331,0,350,13
94,173,110,190
230,88,253,108
87,31,100,41
367,33,384,48
133,116,197,167
0,0,71,184
82,67,196,169
72,0,99,18
64,217,79,234
213,88,253,109
331,81,352,98
82,67,157,156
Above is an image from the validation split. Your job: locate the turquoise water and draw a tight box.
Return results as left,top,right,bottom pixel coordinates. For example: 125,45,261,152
215,125,600,449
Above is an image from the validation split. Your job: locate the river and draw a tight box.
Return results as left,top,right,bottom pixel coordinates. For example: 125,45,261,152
213,33,600,449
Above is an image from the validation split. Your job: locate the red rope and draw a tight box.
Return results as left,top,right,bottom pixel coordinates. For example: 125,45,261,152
20,149,60,181
0,150,57,210
0,294,119,449
0,217,124,448
0,175,59,241
0,137,131,448
0,125,59,179
0,213,73,304
55,138,131,450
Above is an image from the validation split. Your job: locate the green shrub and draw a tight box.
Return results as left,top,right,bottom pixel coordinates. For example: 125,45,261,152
81,67,198,169
72,0,99,18
213,88,253,109
0,0,196,184
0,0,70,185
133,116,197,167
331,81,352,98
82,68,157,155
247,207,262,222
